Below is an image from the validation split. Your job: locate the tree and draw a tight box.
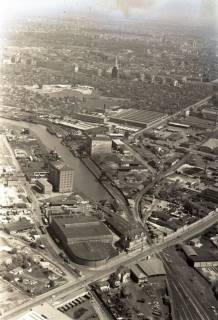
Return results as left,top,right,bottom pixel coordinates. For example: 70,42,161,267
3,273,14,282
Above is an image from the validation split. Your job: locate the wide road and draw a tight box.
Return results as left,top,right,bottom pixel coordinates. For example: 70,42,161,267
4,209,218,320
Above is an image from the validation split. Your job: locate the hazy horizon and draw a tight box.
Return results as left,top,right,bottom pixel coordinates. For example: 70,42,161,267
0,0,217,28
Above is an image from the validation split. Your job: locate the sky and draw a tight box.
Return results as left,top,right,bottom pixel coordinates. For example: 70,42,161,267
0,0,217,27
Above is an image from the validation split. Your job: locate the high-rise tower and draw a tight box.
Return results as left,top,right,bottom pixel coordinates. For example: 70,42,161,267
112,56,119,79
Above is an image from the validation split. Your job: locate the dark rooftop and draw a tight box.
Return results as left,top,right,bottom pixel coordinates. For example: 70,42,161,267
68,241,116,261
52,215,113,241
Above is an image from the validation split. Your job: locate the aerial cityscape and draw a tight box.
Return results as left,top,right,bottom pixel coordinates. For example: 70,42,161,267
0,0,218,319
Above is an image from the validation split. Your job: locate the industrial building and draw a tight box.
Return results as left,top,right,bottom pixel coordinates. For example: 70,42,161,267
91,135,112,156
16,302,71,320
73,112,104,124
187,251,218,268
51,215,113,244
138,258,166,279
105,214,147,251
4,218,33,234
130,265,147,284
109,109,166,128
202,107,218,121
51,215,115,266
175,116,215,130
68,241,114,267
48,161,74,193
182,245,218,268
201,187,218,204
36,178,53,194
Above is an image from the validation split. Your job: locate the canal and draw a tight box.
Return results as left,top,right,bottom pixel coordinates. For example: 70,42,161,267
0,118,109,201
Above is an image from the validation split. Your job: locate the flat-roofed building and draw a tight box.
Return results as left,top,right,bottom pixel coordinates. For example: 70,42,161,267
181,244,197,258
51,215,115,266
48,161,74,193
138,258,166,279
91,135,112,156
16,302,71,320
131,265,147,284
186,249,218,268
201,187,218,204
36,178,53,194
51,215,113,244
109,109,166,128
4,218,33,234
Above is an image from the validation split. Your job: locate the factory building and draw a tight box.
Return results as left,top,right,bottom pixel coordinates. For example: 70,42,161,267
91,135,112,156
51,215,116,267
201,187,218,204
181,245,218,268
105,214,147,251
36,178,53,194
48,161,74,193
109,109,166,128
16,302,71,320
51,216,113,245
138,258,166,280
131,265,147,284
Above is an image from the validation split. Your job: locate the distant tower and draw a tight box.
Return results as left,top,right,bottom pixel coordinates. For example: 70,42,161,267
74,64,79,73
192,40,198,51
112,56,119,79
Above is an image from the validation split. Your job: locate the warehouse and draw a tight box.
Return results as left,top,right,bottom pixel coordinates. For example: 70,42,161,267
16,302,71,320
201,187,218,204
138,258,166,280
131,265,147,284
68,241,115,267
187,249,218,268
176,116,215,130
51,215,113,244
48,161,74,193
109,109,167,128
181,244,197,258
4,218,33,234
105,214,145,239
105,214,147,251
51,215,115,266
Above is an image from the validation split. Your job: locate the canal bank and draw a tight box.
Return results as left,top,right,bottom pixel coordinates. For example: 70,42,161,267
0,117,110,202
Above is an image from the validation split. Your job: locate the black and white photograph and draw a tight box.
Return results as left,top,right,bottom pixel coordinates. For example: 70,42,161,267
0,1,218,319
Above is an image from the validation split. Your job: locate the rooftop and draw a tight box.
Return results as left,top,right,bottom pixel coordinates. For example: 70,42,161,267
202,138,218,150
109,108,165,126
106,214,144,238
68,241,114,261
49,161,73,171
138,258,166,277
52,215,113,241
92,135,111,141
131,265,146,279
188,248,218,263
37,178,52,186
0,236,10,248
4,218,33,233
17,302,71,320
